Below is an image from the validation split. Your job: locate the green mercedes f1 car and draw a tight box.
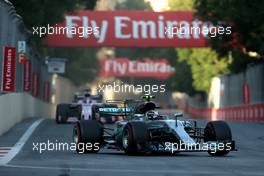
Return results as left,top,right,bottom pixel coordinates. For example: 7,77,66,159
73,96,236,156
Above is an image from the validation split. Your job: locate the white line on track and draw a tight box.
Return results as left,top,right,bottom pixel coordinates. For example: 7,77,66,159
2,164,226,174
3,164,264,175
0,119,44,166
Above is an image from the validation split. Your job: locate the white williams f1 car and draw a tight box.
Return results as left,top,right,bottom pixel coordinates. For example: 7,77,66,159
55,93,102,124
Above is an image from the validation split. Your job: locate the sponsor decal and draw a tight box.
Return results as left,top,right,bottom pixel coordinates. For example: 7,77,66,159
98,107,132,113
1,47,16,92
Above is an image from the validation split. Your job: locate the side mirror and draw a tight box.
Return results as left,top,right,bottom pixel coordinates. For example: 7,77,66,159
174,112,183,127
174,112,183,118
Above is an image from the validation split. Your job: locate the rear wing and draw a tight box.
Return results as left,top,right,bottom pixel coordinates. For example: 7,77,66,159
98,107,133,116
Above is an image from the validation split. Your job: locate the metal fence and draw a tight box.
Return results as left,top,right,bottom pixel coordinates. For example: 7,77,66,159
181,62,264,121
220,72,245,107
219,63,264,107
0,0,51,101
189,62,264,109
246,63,264,104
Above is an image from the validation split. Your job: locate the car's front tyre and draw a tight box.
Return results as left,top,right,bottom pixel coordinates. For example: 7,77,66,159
122,122,149,155
73,120,103,153
204,120,232,156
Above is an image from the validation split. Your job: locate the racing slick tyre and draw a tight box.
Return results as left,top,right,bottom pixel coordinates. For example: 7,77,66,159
69,104,82,121
204,121,232,156
91,105,102,121
73,120,103,153
122,122,149,155
55,104,69,124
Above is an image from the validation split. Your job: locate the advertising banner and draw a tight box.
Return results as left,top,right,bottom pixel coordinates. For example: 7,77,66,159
32,72,39,97
18,41,26,64
1,47,16,92
18,41,26,53
23,60,32,91
43,81,50,102
44,11,209,47
243,83,250,104
99,58,174,79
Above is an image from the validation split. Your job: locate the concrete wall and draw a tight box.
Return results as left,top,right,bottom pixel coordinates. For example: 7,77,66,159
0,93,54,135
0,1,77,136
0,75,77,136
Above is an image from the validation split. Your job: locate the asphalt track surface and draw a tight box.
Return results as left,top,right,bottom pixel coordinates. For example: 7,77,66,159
0,118,264,176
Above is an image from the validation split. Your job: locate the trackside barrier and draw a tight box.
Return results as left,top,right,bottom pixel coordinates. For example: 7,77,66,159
0,0,52,97
0,93,54,136
0,1,77,136
181,103,264,122
181,62,264,121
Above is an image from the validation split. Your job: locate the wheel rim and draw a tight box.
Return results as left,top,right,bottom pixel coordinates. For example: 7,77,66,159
122,129,129,149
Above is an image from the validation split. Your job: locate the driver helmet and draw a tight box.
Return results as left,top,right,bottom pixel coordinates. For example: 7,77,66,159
146,110,159,120
84,93,91,98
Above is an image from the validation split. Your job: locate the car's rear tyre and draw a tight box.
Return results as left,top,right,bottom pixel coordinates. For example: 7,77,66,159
73,120,103,153
55,104,68,124
122,122,149,155
204,121,232,156
91,105,101,121
70,104,82,121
